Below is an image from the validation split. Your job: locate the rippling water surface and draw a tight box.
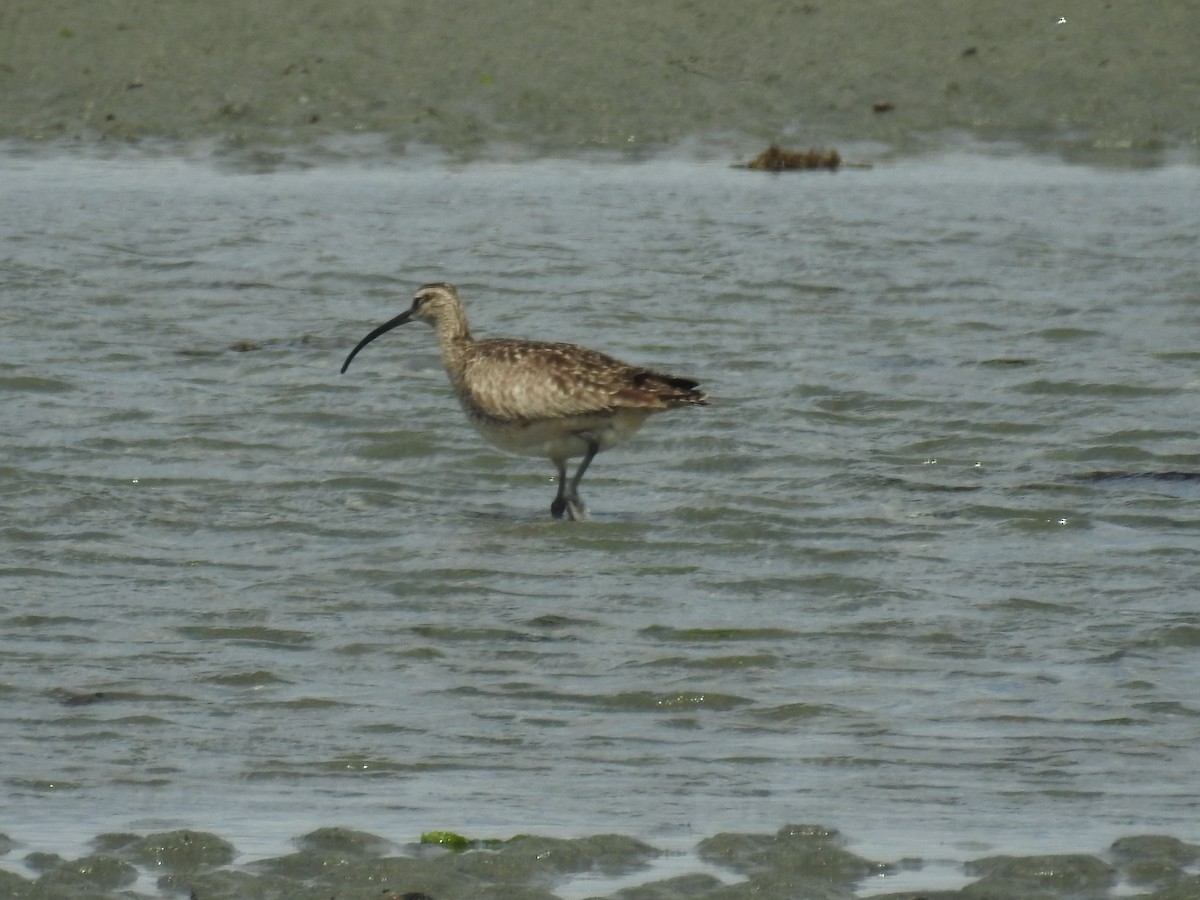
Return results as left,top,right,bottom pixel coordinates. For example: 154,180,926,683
2,148,1199,895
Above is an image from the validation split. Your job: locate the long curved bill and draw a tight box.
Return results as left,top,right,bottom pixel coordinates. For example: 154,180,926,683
340,308,414,374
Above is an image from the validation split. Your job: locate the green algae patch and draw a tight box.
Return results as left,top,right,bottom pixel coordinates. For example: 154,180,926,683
420,830,504,852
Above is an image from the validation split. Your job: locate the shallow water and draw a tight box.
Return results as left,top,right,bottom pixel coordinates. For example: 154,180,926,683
2,146,1199,897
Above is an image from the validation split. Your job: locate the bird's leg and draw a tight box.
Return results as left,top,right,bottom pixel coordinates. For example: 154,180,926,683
562,435,600,522
550,458,570,519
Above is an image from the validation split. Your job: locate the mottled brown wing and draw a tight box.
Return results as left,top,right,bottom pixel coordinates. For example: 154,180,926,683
461,340,705,422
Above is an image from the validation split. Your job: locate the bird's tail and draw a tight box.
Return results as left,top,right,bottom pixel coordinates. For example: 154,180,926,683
632,370,709,406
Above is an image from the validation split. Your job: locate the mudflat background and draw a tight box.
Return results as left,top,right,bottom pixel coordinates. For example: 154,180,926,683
2,0,1198,156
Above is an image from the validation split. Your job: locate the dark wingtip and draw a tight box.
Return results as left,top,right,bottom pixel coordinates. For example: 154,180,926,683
632,370,708,406
664,374,708,404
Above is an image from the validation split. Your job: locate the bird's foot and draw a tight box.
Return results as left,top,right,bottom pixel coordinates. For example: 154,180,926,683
550,495,587,521
565,497,588,521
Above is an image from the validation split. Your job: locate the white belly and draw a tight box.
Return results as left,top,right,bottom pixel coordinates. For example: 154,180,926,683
467,408,654,461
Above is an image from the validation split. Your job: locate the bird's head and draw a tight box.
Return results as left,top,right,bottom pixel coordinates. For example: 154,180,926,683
340,282,461,374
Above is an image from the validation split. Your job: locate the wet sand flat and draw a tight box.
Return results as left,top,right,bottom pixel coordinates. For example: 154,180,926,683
2,0,1198,153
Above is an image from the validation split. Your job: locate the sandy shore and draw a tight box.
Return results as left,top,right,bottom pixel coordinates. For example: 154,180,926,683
2,0,1197,158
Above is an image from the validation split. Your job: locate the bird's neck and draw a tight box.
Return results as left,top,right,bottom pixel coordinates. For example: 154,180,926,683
433,307,474,380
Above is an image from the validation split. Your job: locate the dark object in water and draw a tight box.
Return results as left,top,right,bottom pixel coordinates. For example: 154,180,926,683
49,688,107,706
872,99,896,113
744,145,841,171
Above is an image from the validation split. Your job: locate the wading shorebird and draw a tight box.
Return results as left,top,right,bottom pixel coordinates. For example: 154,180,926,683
340,282,708,521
